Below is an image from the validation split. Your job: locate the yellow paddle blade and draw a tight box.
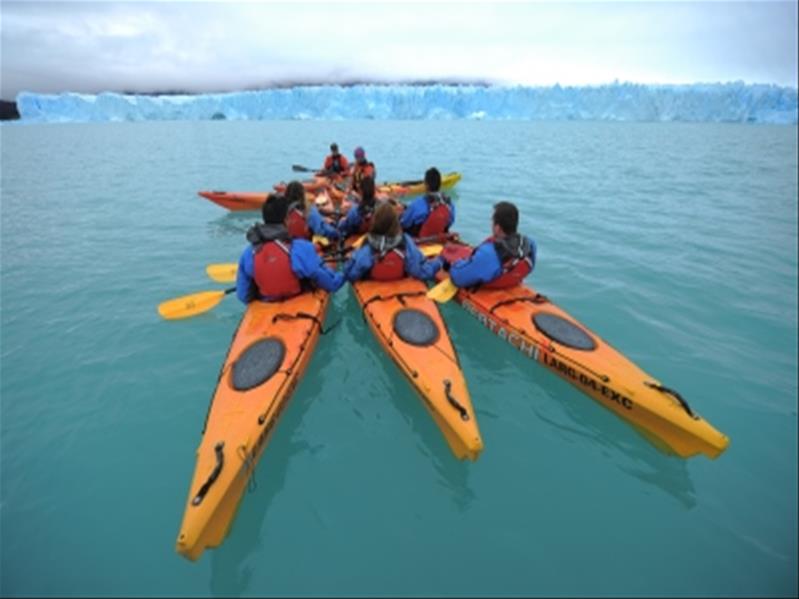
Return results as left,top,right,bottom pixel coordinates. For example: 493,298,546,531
420,244,443,257
157,289,229,320
312,235,331,247
427,278,459,304
206,263,237,284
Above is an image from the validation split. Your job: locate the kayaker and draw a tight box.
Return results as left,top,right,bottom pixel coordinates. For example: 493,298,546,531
284,180,340,240
337,176,378,237
236,194,345,303
400,167,455,238
442,201,536,289
350,146,376,194
343,202,443,282
322,142,349,177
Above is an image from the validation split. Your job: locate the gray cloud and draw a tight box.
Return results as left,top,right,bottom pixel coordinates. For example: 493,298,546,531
1,1,796,100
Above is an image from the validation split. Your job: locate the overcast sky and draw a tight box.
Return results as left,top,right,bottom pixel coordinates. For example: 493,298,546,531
1,1,797,100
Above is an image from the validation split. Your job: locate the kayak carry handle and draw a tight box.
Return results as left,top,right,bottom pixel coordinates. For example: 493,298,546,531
645,382,697,419
191,442,225,506
360,291,426,321
444,379,470,421
271,311,340,335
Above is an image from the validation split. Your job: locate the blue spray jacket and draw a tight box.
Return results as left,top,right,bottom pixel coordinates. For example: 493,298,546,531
236,237,345,303
399,194,456,235
449,235,537,288
343,234,443,283
306,204,340,240
337,203,372,238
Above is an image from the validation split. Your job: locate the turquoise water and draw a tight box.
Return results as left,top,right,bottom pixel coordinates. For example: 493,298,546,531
1,120,796,597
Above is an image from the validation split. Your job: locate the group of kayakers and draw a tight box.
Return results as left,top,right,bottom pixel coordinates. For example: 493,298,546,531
235,143,537,304
322,142,376,194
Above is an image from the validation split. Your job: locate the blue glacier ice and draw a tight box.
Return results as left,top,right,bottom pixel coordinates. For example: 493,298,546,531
15,83,798,124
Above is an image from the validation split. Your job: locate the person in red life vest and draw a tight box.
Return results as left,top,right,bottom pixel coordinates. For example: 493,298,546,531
236,194,345,303
284,180,340,241
343,203,443,283
350,146,376,194
337,176,379,238
399,167,455,238
322,142,349,177
443,201,536,289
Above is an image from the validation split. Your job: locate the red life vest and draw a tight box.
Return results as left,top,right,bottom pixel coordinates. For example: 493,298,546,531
324,154,348,174
482,235,533,289
418,194,452,238
352,162,375,192
253,240,302,299
286,203,311,240
370,248,406,281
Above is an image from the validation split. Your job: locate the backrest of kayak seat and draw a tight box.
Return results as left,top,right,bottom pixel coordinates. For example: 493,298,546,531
232,338,286,391
532,313,596,351
393,309,440,347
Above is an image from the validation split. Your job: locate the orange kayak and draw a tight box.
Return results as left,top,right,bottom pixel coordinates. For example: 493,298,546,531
199,172,462,212
437,242,730,460
196,188,350,215
352,276,483,460
197,190,270,212
175,289,330,561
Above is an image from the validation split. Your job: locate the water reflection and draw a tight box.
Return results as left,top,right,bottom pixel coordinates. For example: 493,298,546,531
206,212,259,239
530,401,697,509
208,385,316,597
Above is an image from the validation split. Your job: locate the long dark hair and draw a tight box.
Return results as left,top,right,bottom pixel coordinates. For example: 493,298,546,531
285,181,307,215
359,176,376,212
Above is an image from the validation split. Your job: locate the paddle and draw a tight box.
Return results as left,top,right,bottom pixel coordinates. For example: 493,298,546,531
312,235,330,247
292,164,342,179
420,244,443,257
352,232,453,251
206,263,238,284
427,278,459,303
158,287,236,320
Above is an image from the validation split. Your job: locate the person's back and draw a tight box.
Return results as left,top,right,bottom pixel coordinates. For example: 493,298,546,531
237,194,345,303
343,203,442,283
284,180,339,241
350,146,376,194
323,142,349,176
338,176,377,237
400,167,455,238
443,201,536,290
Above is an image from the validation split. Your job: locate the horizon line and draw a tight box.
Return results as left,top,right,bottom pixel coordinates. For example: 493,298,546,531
6,78,799,102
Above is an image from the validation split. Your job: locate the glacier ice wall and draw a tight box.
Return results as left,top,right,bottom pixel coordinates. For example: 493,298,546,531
15,83,798,124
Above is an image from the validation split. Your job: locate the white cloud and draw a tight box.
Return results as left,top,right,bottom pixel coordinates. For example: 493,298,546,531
1,1,796,98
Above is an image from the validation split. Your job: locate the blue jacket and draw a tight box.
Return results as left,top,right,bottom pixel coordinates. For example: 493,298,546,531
400,194,456,235
450,236,537,288
236,238,345,303
307,205,340,240
343,234,443,283
337,204,371,238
